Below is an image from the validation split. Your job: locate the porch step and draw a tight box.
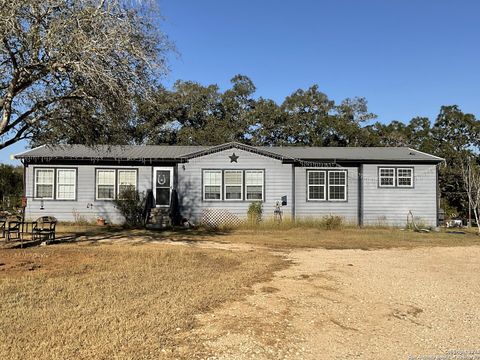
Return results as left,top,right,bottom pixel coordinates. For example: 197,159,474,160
146,208,171,229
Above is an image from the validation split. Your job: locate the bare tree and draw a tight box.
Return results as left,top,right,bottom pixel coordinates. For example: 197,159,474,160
0,0,172,149
461,157,480,235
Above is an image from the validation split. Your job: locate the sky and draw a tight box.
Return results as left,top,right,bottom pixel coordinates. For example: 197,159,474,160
2,0,479,165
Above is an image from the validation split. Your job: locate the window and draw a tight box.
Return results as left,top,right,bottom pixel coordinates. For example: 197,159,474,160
56,169,76,200
34,168,54,199
224,170,243,200
118,170,137,197
379,168,395,187
96,169,116,200
307,170,326,200
203,170,222,200
245,170,264,200
397,168,413,187
328,171,347,201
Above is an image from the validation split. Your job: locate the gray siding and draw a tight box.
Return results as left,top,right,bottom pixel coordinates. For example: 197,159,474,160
177,148,293,222
362,164,437,227
25,164,152,223
294,167,359,224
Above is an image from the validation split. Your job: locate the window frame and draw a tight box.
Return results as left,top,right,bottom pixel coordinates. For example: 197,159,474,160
396,167,414,188
33,168,55,200
95,169,117,201
306,170,327,201
327,170,348,202
117,169,138,198
203,169,223,201
223,170,243,201
55,168,77,200
245,170,265,201
378,167,396,188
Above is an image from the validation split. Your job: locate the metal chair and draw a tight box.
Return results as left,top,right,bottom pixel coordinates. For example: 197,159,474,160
5,215,22,241
32,216,57,241
0,216,6,239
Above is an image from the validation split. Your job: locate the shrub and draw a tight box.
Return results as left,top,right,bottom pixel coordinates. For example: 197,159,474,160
247,202,263,224
114,189,145,227
321,215,343,230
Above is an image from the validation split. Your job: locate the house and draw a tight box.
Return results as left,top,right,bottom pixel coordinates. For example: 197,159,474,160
15,142,444,227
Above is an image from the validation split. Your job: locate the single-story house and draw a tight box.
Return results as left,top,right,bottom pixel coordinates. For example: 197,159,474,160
15,142,444,227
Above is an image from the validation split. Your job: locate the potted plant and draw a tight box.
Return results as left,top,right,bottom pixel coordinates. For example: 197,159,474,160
96,216,106,226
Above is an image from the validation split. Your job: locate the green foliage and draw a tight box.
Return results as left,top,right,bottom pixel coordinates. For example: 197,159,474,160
247,202,263,224
113,189,145,228
321,215,344,230
0,164,23,210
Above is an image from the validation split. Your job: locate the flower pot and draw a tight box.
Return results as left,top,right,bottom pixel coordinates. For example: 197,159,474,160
97,218,106,226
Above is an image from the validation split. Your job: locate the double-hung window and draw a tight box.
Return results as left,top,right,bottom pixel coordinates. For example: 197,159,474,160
34,168,55,199
379,168,395,187
307,170,326,200
56,169,76,200
328,171,347,201
245,170,264,200
118,170,137,197
203,170,222,200
96,169,116,200
224,170,243,200
397,168,413,187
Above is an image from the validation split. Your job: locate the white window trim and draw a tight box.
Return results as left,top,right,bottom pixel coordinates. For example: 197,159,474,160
96,169,116,200
307,170,327,201
203,170,223,201
245,170,265,201
397,167,414,188
327,170,347,201
56,168,77,200
224,170,243,201
34,168,55,200
379,167,396,188
117,169,138,196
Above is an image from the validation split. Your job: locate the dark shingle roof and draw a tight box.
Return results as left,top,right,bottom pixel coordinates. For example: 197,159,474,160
15,143,443,163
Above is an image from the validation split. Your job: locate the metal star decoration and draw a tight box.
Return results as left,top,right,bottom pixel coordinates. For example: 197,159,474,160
229,152,239,163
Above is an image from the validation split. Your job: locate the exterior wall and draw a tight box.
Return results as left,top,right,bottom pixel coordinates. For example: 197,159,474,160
294,166,359,224
177,148,293,222
25,164,152,223
362,164,437,227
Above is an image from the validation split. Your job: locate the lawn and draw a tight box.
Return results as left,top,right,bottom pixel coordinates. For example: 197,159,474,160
0,243,285,360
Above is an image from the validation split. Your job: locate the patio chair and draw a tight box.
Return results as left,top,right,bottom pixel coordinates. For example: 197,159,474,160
5,215,22,241
32,216,57,241
0,216,6,239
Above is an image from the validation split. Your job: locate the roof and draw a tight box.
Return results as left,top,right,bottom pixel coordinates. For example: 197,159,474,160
14,143,444,163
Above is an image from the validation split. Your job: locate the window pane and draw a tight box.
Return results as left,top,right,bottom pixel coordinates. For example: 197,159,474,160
309,185,325,200
37,184,53,198
246,186,263,200
98,185,115,199
57,169,76,199
36,169,54,184
224,170,242,184
156,187,170,206
226,186,242,200
380,168,395,177
204,171,222,186
245,170,263,185
329,171,346,185
57,184,74,199
119,170,136,187
204,186,221,200
398,177,411,186
329,185,345,200
380,177,394,186
308,171,325,185
397,169,412,177
97,170,115,185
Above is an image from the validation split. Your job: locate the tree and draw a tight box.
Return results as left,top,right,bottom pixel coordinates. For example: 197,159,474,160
0,0,172,149
0,164,23,209
461,158,480,234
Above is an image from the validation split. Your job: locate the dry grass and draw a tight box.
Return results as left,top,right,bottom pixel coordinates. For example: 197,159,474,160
0,244,286,360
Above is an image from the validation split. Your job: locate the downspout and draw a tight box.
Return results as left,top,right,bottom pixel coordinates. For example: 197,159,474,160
358,164,363,227
291,163,296,222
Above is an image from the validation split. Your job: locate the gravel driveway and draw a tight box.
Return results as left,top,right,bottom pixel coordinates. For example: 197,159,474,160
192,246,480,360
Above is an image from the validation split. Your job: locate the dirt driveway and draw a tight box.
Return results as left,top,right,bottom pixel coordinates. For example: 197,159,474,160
190,246,480,360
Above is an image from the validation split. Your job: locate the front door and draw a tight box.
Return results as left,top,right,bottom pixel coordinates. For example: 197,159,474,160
153,167,173,207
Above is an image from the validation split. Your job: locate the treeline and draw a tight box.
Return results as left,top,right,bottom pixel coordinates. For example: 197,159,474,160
33,75,480,217
0,164,23,209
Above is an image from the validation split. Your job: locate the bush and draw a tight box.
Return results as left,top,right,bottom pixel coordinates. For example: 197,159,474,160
320,215,343,230
114,189,145,227
247,202,263,224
